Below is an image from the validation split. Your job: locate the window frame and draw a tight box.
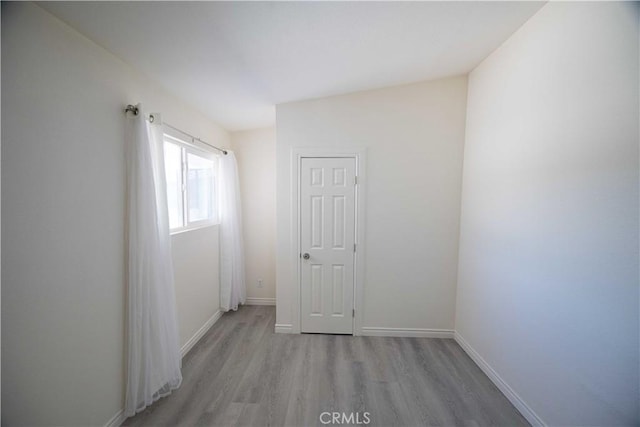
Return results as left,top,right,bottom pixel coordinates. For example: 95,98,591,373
163,133,220,234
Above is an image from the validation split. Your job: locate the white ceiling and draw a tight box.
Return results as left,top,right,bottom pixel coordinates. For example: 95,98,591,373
40,1,544,131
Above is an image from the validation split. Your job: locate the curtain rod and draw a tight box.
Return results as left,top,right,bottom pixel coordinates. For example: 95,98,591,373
124,104,228,155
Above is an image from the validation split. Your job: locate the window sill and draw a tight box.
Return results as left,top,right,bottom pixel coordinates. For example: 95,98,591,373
170,222,220,236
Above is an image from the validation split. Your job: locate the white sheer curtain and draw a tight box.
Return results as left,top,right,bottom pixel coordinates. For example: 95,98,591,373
219,151,246,311
125,105,182,417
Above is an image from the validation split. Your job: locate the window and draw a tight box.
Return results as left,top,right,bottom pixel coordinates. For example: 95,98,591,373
164,135,219,231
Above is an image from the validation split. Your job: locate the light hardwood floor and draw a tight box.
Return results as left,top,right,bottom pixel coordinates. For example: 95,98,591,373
123,306,528,427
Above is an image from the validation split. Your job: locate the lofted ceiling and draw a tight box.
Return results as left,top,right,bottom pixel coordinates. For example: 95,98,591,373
40,1,544,131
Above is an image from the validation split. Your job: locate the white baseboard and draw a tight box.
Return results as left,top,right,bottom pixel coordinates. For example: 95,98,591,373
275,323,294,334
181,310,222,357
104,409,125,427
245,297,276,306
454,332,546,427
360,327,454,338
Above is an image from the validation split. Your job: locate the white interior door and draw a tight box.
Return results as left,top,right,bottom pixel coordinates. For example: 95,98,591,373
300,157,356,334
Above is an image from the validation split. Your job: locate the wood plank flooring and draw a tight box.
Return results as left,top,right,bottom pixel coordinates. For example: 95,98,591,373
123,306,528,427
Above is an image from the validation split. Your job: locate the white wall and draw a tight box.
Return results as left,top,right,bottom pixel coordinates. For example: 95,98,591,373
231,128,277,303
456,2,639,426
172,226,220,348
276,76,468,333
1,3,229,425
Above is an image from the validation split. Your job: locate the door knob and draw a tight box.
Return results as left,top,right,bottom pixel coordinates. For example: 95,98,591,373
303,253,310,260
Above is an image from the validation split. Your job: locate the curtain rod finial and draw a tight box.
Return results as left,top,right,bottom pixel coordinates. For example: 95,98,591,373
125,104,139,116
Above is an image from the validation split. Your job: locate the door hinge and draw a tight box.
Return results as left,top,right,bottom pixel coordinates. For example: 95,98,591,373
352,309,355,318
353,243,356,253
354,176,358,186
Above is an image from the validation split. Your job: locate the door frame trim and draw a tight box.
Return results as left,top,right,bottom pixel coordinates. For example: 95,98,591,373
290,147,367,335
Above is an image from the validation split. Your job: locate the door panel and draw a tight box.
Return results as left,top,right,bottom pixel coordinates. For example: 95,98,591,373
300,157,356,334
